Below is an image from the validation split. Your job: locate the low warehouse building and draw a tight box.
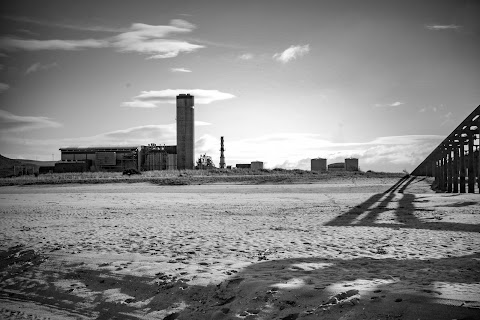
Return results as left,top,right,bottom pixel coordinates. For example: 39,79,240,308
328,162,345,171
60,146,139,172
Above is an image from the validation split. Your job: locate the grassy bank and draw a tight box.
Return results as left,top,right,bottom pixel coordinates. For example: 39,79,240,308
0,169,405,187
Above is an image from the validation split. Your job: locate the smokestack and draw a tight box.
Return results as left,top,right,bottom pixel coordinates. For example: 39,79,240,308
176,94,194,170
220,136,225,169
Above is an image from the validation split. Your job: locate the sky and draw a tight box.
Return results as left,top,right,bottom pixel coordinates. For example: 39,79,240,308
0,0,479,172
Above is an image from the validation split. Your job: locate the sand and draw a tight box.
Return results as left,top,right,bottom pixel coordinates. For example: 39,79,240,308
0,176,479,320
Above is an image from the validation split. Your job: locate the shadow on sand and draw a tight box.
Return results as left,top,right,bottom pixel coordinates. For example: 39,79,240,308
325,176,480,232
2,245,479,320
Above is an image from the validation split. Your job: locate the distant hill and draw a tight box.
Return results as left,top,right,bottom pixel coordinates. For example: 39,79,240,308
0,154,22,178
14,159,57,167
0,154,23,168
0,154,56,178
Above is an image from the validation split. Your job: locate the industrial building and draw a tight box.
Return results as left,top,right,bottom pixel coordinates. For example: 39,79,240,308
58,94,195,172
235,161,264,170
58,146,139,172
312,158,360,172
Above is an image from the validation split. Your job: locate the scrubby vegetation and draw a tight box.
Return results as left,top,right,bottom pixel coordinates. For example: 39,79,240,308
0,168,404,187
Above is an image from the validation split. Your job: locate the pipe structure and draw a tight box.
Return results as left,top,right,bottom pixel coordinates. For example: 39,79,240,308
411,105,480,193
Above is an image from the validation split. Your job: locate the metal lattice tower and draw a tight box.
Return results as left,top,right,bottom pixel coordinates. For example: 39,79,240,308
220,136,225,169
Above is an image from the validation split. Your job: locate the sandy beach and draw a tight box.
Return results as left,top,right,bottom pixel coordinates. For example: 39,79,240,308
0,176,479,320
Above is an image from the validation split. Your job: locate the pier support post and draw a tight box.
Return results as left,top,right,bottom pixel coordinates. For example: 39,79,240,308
442,149,448,191
468,133,475,193
447,145,453,193
453,142,459,193
459,136,466,193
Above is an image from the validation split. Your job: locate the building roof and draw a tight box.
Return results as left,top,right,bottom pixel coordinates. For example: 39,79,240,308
59,146,140,152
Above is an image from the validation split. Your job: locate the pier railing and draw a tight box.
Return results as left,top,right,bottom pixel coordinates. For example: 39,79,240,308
411,105,479,193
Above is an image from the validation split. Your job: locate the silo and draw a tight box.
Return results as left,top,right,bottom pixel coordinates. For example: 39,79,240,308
311,158,327,172
345,158,359,171
176,94,195,170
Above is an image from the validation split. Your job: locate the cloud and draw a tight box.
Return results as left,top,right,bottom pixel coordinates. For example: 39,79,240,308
425,24,461,31
195,121,211,126
171,67,192,73
122,89,236,107
0,109,62,133
26,62,58,74
0,83,10,93
273,44,310,63
238,53,254,60
0,20,204,59
441,112,453,126
0,53,8,57
4,15,128,32
194,133,443,172
374,101,405,108
111,20,204,59
0,38,108,51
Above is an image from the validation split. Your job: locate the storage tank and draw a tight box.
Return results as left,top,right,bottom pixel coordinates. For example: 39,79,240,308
311,158,327,172
251,161,264,170
345,158,359,171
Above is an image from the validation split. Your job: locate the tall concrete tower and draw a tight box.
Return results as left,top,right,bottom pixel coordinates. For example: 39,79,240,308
219,136,225,169
176,94,194,170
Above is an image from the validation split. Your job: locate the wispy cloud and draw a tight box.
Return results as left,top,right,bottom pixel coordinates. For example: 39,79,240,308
425,24,461,31
0,83,9,93
441,112,453,126
108,20,204,59
26,62,58,74
0,38,108,51
419,106,439,113
0,109,62,133
4,15,128,33
238,53,254,60
273,44,310,63
122,89,236,108
171,67,192,73
2,122,210,151
0,20,204,59
374,101,405,108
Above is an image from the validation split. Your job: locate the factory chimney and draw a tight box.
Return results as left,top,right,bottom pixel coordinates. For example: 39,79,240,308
220,136,225,169
176,94,194,170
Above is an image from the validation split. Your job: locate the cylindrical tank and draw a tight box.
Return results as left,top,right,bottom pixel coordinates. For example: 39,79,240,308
311,158,327,172
345,158,359,171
